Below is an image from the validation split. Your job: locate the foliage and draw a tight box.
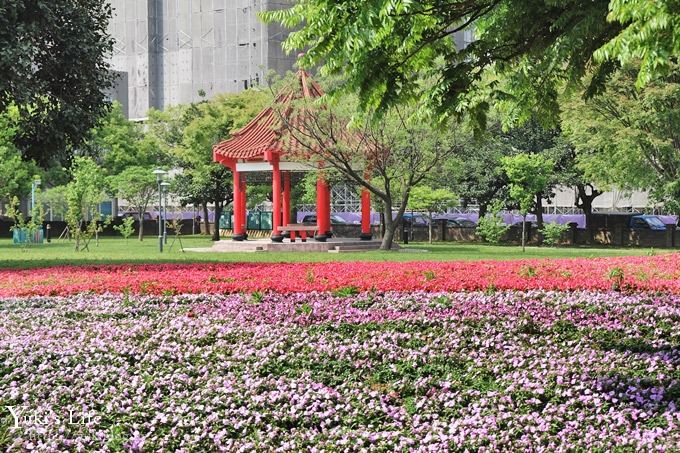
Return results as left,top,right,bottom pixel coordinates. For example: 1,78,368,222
261,0,677,126
5,195,43,247
541,222,569,247
89,103,169,175
0,105,37,202
563,63,680,212
280,83,460,250
408,186,456,215
476,202,510,244
502,154,554,215
65,157,105,251
108,166,159,241
594,0,680,88
39,186,68,221
153,90,270,241
409,186,457,243
0,0,115,168
502,153,554,251
113,216,136,243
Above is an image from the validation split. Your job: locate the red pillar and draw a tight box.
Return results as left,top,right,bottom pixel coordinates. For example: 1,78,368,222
316,174,331,241
283,171,291,227
360,187,372,240
232,170,245,241
324,181,332,236
271,162,283,241
240,174,247,239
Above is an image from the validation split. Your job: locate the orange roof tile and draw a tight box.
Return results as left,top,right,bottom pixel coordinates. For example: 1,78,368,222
213,69,324,162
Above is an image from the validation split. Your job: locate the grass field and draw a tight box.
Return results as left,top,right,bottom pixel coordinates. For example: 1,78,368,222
0,235,659,269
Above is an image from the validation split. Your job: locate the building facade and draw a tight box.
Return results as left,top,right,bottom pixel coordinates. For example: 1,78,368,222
107,0,296,119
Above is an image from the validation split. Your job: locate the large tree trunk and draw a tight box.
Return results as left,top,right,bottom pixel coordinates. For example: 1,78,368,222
202,203,210,236
428,212,433,244
381,204,397,250
522,214,527,253
478,202,488,220
212,204,222,242
535,194,544,245
576,184,601,244
138,208,145,241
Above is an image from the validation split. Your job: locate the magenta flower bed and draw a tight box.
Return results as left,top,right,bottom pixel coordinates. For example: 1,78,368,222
1,290,678,451
1,254,680,297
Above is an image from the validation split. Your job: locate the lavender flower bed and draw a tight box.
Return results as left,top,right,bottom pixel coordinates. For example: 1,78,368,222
1,291,679,451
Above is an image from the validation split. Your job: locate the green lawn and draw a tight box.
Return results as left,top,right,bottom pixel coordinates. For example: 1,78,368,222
0,235,660,269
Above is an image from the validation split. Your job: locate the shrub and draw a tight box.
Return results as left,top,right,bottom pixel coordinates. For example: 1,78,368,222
541,222,569,246
476,213,509,244
113,216,136,243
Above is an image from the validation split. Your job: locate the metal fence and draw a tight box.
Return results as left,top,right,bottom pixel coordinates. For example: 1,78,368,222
220,212,273,230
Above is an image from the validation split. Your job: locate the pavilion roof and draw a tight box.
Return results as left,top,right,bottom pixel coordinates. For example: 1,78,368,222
213,69,324,162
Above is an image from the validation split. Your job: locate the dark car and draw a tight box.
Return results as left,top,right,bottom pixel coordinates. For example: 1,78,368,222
400,213,429,226
512,220,539,228
447,218,477,228
122,212,153,221
302,214,350,225
629,215,667,231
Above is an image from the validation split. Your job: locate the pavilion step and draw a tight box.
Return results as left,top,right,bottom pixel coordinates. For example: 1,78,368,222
329,243,383,253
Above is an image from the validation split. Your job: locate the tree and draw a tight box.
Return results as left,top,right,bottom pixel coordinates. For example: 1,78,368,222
65,157,105,251
408,186,457,243
280,91,459,250
0,106,36,206
563,63,680,212
172,166,233,241
40,186,69,221
262,1,678,125
155,90,270,241
88,103,169,175
113,215,136,243
502,153,553,252
108,166,158,241
444,122,513,218
1,0,115,168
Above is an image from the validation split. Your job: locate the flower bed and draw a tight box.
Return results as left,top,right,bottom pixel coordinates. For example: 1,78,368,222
1,291,679,451
1,254,680,297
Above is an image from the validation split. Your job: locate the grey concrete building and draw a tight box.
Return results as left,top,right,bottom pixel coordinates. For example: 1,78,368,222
107,0,296,119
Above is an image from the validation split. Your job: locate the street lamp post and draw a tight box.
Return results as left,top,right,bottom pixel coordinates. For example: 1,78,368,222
31,177,41,214
152,169,167,252
160,181,171,245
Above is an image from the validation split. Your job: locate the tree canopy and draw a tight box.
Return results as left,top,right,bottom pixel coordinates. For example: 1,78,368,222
262,0,679,124
563,63,680,212
0,0,115,168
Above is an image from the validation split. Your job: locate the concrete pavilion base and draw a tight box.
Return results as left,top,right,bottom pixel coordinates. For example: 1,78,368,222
186,237,394,253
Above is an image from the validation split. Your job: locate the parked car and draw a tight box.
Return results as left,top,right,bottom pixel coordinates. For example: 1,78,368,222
400,213,429,226
301,214,351,225
512,220,539,228
629,215,667,231
446,218,477,228
121,212,153,221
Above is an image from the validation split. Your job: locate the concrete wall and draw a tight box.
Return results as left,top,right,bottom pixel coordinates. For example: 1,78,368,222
107,0,297,119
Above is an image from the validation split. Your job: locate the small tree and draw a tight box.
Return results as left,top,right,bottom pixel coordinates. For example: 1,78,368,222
408,186,457,243
113,216,136,243
108,166,158,241
501,153,553,252
541,222,569,247
476,201,510,244
65,157,105,251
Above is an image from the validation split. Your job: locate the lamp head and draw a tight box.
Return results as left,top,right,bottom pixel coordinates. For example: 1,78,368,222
152,168,167,181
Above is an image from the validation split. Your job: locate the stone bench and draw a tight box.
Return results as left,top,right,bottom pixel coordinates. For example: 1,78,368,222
276,224,319,242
